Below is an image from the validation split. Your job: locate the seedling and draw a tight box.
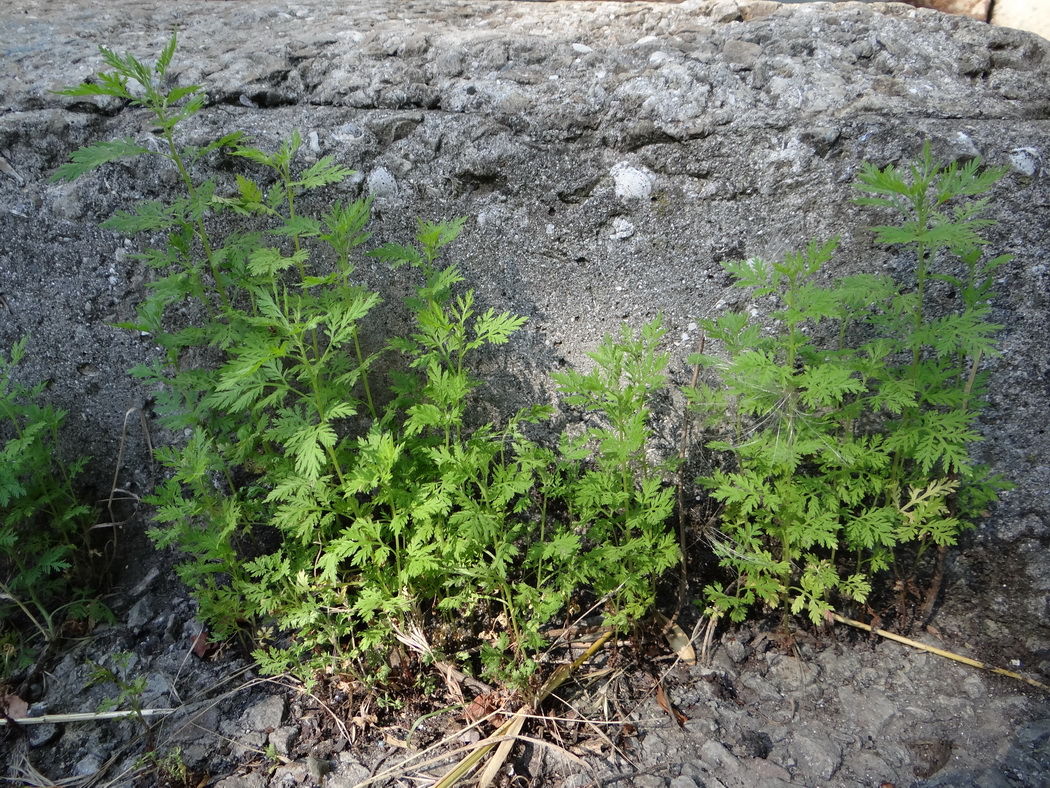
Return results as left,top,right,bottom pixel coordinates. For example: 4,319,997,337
88,651,154,750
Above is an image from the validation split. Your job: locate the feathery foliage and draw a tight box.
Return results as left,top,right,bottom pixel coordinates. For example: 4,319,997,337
688,143,1011,625
55,34,681,690
0,339,109,677
54,34,1015,686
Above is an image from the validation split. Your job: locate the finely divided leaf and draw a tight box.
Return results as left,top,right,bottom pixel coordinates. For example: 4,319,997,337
52,139,152,181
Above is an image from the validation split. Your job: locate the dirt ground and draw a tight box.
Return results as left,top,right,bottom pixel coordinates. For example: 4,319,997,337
2,513,1047,788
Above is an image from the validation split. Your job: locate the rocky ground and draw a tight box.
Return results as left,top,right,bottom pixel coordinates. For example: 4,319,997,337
1,1,1049,786
3,563,1047,787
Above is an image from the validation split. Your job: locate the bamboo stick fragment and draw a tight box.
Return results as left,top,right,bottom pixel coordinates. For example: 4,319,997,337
832,613,1049,692
0,708,175,726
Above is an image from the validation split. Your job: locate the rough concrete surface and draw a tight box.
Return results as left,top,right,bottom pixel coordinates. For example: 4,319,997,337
1,0,1049,786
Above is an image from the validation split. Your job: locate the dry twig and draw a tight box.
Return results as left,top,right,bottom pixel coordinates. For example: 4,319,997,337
833,613,1049,692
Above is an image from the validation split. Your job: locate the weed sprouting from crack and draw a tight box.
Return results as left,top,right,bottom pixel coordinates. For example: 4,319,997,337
51,34,684,696
32,35,1027,786
687,147,1012,628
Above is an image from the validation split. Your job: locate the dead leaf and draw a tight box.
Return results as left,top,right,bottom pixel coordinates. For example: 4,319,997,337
3,694,28,719
388,646,407,672
576,738,607,755
655,683,689,728
434,660,465,703
477,710,525,788
658,614,696,664
351,713,378,729
191,630,211,659
464,693,498,724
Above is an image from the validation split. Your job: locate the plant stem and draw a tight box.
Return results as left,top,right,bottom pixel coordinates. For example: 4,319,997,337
164,130,228,314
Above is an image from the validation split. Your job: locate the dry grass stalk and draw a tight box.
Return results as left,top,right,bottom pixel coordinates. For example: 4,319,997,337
833,613,1049,692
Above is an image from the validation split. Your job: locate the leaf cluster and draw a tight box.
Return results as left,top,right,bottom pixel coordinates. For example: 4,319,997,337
552,319,680,629
53,35,1016,687
54,35,684,691
690,144,1012,625
0,339,106,678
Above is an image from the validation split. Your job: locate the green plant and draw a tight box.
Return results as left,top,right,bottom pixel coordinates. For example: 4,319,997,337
261,743,283,774
89,650,153,749
690,144,1011,625
54,34,388,675
552,318,681,631
0,338,107,676
54,35,683,691
138,748,190,788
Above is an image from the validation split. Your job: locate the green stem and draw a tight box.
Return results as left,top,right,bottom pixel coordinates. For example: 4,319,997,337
0,576,53,644
163,129,228,314
299,345,347,486
961,349,982,413
912,237,928,373
280,172,325,367
352,330,377,422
